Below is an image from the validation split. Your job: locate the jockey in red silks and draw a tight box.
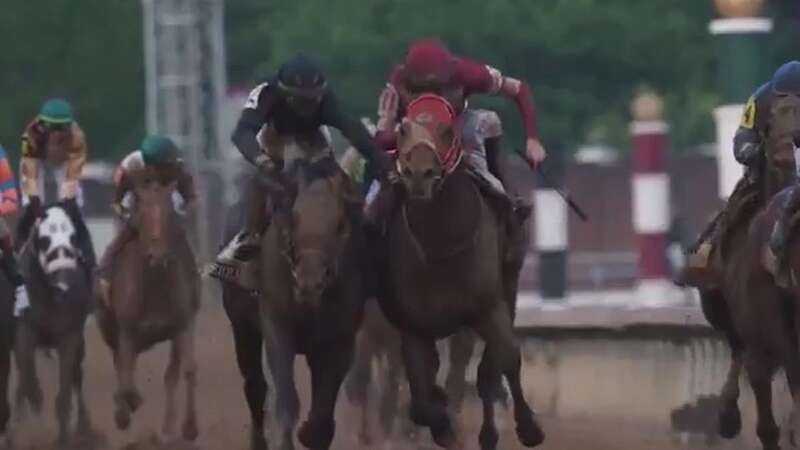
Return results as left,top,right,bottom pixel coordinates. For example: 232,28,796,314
365,38,545,226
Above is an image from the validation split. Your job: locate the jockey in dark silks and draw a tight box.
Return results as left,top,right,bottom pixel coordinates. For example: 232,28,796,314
679,61,800,287
208,54,392,289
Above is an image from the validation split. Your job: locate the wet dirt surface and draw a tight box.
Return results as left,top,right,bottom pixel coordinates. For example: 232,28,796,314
4,302,750,450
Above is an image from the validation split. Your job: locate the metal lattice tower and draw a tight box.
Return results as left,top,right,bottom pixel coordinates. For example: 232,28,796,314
141,0,228,263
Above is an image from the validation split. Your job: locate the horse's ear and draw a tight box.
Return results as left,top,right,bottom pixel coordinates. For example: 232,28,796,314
399,119,410,138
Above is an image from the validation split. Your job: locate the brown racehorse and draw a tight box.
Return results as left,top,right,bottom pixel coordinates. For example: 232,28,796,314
378,94,542,450
94,177,200,442
258,166,365,450
698,93,800,450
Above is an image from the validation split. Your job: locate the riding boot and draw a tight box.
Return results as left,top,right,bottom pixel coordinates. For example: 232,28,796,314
486,139,531,222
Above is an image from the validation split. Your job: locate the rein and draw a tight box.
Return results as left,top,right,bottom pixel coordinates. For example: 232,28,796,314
401,175,483,265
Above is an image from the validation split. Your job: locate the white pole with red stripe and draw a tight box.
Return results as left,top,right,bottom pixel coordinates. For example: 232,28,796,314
630,91,674,306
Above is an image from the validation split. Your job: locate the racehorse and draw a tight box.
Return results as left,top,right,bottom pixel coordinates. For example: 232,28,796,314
697,92,800,450
94,176,200,442
15,204,94,447
258,164,366,450
378,94,542,450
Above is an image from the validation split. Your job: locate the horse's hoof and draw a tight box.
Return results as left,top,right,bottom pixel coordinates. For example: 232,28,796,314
114,406,131,431
515,411,545,447
127,391,143,412
479,425,499,450
251,432,268,450
430,416,456,449
182,418,199,441
298,419,335,449
718,407,742,439
431,386,449,407
30,389,44,415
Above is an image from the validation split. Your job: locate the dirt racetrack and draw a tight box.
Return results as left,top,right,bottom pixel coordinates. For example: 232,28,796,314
4,302,742,450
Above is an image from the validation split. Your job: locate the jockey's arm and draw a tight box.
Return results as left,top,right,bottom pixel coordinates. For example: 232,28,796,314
176,168,198,210
112,170,133,208
62,124,87,200
459,59,540,144
732,85,768,167
19,126,42,202
733,126,762,166
322,93,391,177
232,83,272,168
0,147,19,216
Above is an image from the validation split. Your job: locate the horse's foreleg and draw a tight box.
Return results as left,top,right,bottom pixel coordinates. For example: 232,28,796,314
162,336,181,438
476,345,501,450
231,318,268,450
263,321,298,450
113,330,141,430
473,302,544,448
73,338,93,437
298,341,354,450
179,319,198,441
13,322,41,418
379,349,403,440
55,336,80,447
718,335,744,439
445,331,476,414
400,332,456,448
746,353,780,450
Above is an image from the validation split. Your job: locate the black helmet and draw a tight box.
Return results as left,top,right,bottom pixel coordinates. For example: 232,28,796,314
277,54,328,99
772,61,800,96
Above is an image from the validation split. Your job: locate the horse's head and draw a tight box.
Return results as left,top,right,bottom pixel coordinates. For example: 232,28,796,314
132,176,180,267
396,94,461,201
33,205,79,293
282,175,354,306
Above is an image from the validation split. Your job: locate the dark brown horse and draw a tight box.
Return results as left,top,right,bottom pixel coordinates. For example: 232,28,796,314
94,177,200,442
378,95,542,450
699,93,800,450
259,168,365,450
15,204,94,447
218,189,271,450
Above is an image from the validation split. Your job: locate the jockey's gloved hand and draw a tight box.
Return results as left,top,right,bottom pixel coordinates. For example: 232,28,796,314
111,203,131,222
254,154,283,175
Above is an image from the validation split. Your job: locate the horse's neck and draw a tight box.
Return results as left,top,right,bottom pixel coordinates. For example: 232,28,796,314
762,163,795,199
405,172,481,247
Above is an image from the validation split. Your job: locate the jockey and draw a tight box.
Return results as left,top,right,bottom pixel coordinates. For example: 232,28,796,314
208,53,392,287
366,38,544,225
0,145,30,316
96,135,196,298
680,61,800,286
16,98,96,272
